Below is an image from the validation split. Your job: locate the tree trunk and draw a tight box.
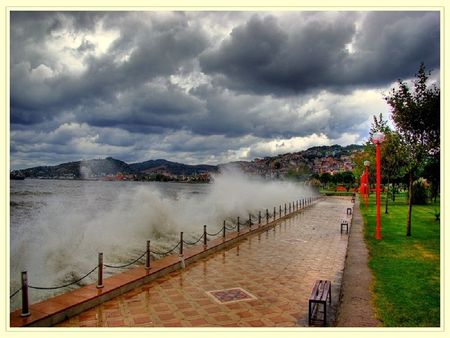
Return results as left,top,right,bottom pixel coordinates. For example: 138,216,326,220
392,182,396,202
406,171,413,237
385,178,390,214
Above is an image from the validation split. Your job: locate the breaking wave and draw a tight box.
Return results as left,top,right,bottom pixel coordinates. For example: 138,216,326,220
10,168,317,310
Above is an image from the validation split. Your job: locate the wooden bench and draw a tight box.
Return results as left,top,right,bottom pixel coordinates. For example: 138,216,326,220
340,219,349,234
308,280,331,326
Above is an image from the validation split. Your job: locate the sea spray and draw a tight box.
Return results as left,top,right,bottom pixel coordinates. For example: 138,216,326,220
10,169,317,310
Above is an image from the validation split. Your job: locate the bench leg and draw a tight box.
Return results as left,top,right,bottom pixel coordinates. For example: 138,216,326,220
323,302,327,327
308,300,312,325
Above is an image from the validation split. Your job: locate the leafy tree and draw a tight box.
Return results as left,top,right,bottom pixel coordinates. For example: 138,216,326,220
385,63,440,236
421,155,440,202
380,131,409,212
319,172,333,188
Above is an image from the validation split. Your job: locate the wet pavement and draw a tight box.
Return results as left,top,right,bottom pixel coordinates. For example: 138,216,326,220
56,196,352,327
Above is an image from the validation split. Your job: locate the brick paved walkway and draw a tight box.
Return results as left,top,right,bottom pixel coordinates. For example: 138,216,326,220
57,197,352,327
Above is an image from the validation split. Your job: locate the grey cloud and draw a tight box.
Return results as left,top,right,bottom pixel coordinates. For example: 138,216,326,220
10,11,209,126
199,13,355,94
347,11,440,85
9,11,440,169
199,12,439,95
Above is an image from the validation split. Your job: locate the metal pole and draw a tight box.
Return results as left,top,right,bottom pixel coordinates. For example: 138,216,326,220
20,271,30,317
273,207,276,221
97,252,104,289
258,211,261,225
266,209,269,224
180,232,184,255
279,205,282,217
249,213,252,229
223,220,226,238
145,240,151,270
203,225,207,246
285,203,287,215
237,217,240,233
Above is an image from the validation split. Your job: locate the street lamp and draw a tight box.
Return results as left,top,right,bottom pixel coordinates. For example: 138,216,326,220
363,160,370,209
372,131,385,240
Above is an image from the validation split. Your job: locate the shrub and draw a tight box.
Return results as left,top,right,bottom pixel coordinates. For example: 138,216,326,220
411,177,429,205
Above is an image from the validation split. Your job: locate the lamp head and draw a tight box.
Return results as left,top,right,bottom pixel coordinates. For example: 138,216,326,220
372,131,385,144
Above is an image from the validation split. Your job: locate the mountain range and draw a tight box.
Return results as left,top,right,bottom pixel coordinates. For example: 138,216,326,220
10,144,363,180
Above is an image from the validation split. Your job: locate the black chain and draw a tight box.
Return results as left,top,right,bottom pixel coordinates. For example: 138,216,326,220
29,266,98,290
183,234,204,246
10,288,21,299
206,227,224,237
150,241,181,256
104,250,147,269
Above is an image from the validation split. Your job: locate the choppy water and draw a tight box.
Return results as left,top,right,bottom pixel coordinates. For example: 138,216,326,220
9,170,316,311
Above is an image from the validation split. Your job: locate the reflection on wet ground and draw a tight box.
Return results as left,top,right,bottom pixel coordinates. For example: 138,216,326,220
58,197,352,327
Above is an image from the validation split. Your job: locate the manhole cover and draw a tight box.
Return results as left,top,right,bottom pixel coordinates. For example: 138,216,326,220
206,287,257,304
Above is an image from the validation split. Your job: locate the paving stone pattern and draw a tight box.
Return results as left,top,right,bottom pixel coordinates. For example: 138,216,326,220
57,197,352,327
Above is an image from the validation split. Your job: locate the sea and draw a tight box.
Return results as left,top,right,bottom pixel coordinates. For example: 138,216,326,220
9,172,316,311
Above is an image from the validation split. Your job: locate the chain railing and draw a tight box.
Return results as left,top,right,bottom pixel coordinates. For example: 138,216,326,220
11,195,322,317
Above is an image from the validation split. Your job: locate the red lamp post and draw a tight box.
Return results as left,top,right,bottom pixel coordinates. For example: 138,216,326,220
372,132,385,240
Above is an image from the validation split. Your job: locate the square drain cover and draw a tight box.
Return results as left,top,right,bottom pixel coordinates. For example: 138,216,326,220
206,287,257,304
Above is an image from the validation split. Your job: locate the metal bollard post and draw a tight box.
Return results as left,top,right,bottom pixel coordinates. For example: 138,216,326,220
285,203,287,215
237,217,240,233
266,209,269,224
203,225,207,246
289,203,291,213
97,252,104,289
20,271,30,317
258,211,261,225
146,240,151,270
180,232,184,256
296,200,299,210
279,205,282,217
273,207,276,221
249,213,252,229
223,220,226,238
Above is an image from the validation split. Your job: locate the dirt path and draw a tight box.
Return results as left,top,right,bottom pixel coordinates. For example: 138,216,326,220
336,197,381,327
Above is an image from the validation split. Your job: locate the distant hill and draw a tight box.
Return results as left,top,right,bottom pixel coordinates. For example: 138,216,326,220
11,157,219,179
10,144,363,180
129,159,218,176
11,157,133,179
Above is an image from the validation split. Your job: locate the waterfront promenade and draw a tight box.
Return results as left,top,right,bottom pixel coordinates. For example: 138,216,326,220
53,196,352,327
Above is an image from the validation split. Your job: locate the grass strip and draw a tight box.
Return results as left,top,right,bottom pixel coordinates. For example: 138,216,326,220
361,193,440,327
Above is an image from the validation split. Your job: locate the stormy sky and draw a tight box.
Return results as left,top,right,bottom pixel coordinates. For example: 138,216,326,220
10,11,440,169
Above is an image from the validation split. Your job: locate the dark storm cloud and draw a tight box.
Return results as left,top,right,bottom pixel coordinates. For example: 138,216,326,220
9,11,440,169
199,12,440,95
75,81,207,133
10,11,209,125
347,11,440,84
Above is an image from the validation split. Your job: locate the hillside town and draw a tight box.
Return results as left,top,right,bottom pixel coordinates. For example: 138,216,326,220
10,144,362,183
232,144,362,180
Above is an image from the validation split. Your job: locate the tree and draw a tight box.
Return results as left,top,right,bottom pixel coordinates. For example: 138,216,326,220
319,172,333,188
385,63,440,236
380,131,409,213
363,114,409,214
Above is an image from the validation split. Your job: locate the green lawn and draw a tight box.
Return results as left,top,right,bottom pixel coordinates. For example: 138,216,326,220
361,193,440,327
